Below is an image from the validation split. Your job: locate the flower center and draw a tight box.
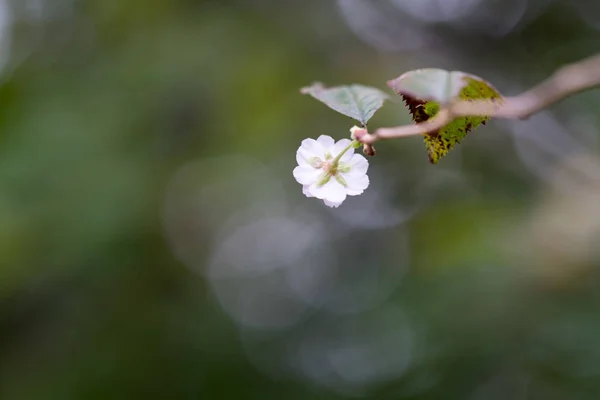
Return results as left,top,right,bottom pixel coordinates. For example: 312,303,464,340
323,160,337,176
313,141,359,188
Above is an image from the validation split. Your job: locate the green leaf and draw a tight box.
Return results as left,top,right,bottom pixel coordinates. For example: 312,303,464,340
301,82,389,125
387,69,502,164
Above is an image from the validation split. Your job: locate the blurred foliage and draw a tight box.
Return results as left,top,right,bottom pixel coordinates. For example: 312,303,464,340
2,0,600,399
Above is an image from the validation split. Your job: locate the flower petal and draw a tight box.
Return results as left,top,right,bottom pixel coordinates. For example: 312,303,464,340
297,138,325,166
331,138,354,162
308,179,347,204
293,166,321,185
323,199,343,208
316,135,335,151
347,153,369,175
345,174,369,196
302,185,314,198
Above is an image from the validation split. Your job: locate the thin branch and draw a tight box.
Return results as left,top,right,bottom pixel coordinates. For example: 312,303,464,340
358,52,600,146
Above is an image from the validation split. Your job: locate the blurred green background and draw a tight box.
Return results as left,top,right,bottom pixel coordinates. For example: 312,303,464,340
2,0,600,398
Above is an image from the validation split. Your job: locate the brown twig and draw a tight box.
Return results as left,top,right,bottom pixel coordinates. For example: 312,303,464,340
358,52,600,146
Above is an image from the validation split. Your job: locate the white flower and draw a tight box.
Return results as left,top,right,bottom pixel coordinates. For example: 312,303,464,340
293,135,369,208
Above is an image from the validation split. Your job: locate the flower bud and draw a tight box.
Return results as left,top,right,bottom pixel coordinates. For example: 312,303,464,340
350,125,368,141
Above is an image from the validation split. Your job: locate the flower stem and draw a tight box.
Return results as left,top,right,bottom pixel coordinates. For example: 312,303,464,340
332,140,359,166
